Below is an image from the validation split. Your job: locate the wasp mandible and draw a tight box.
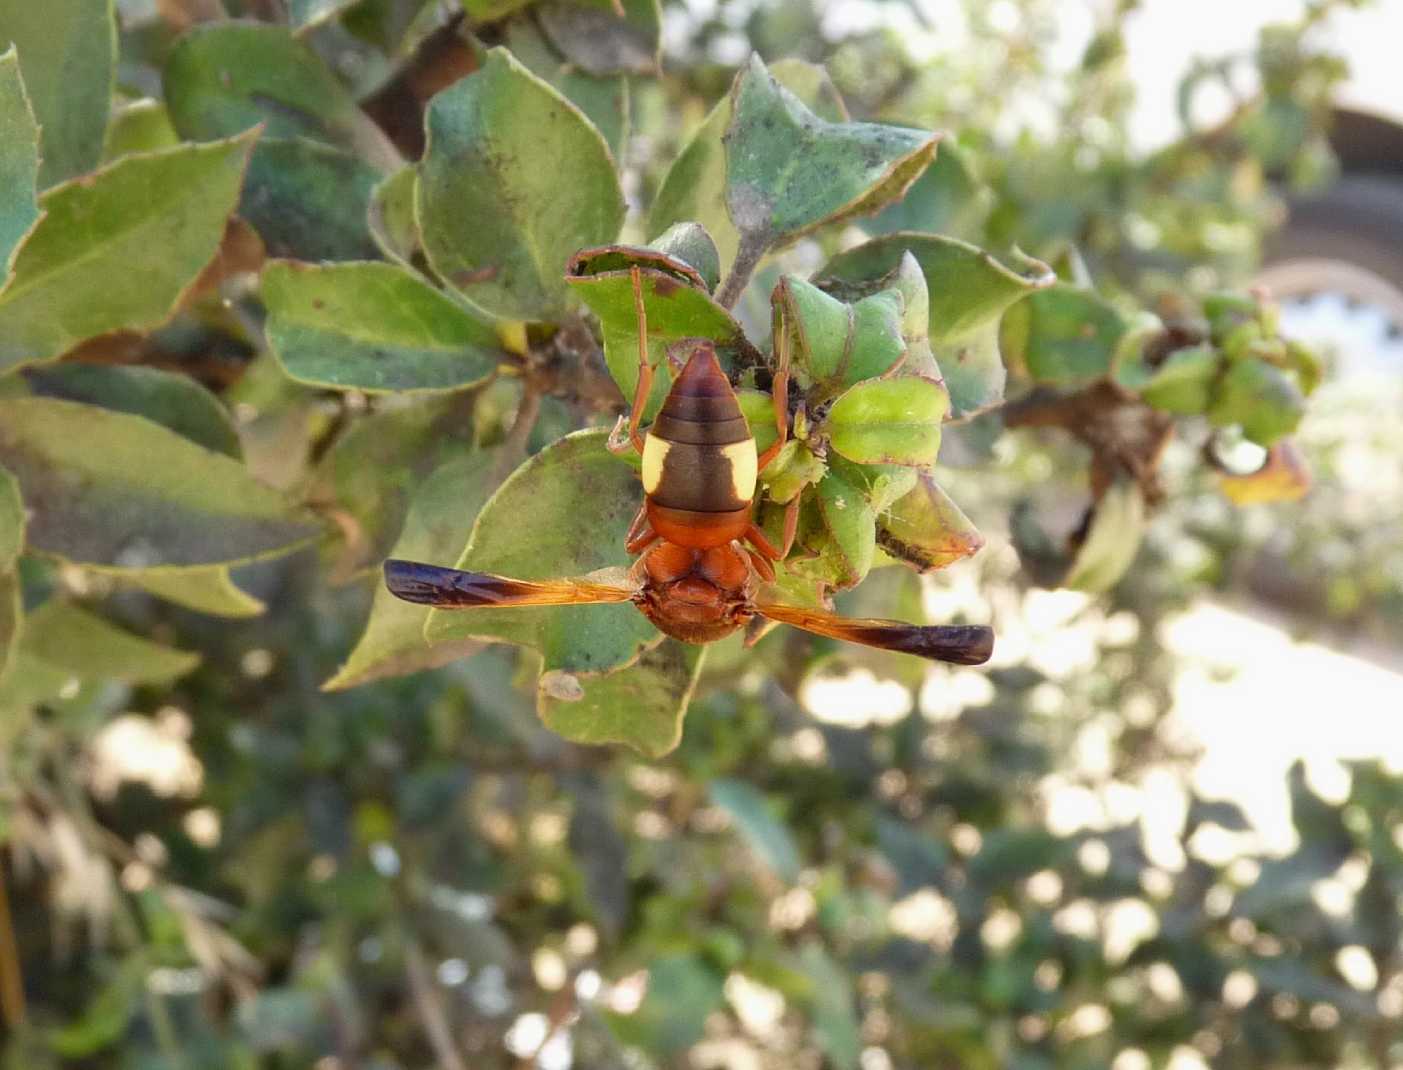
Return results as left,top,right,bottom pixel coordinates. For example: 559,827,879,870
385,267,993,665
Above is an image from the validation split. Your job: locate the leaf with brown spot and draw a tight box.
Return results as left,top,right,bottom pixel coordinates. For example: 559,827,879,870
877,474,983,573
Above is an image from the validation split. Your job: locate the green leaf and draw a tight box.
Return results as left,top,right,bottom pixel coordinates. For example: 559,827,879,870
827,456,917,515
17,601,199,686
241,137,381,262
538,639,704,758
567,242,709,290
537,0,661,77
0,0,116,187
325,452,494,690
708,778,801,882
0,47,41,283
311,394,473,575
774,276,908,392
163,22,400,171
759,439,826,505
876,814,950,894
651,222,721,293
503,19,631,157
793,468,876,589
1137,344,1220,414
774,276,846,386
263,260,502,392
0,465,21,572
649,58,847,278
606,954,725,1055
367,165,419,266
862,140,991,240
425,429,657,674
0,131,256,376
999,284,1133,386
818,234,1054,416
567,263,756,420
797,943,860,1070
101,97,179,162
825,377,947,466
23,364,242,458
724,55,939,251
737,388,780,460
131,567,265,619
1208,356,1305,447
1064,480,1144,593
417,47,624,322
0,397,321,572
876,474,984,573
45,953,150,1058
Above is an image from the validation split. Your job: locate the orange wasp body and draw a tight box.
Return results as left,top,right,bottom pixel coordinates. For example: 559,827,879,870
385,268,993,665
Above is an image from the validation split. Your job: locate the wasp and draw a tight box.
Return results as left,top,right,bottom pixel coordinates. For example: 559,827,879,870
385,267,993,665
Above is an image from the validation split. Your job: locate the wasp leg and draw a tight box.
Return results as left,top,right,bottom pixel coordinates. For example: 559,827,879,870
624,264,654,456
745,546,776,583
779,496,800,557
745,522,783,563
608,268,656,456
756,312,792,472
624,502,660,555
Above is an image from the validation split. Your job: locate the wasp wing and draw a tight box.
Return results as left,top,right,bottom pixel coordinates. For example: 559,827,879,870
755,602,993,665
384,559,637,609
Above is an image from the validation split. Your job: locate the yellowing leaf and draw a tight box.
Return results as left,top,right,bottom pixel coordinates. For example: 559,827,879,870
1220,440,1311,505
877,474,984,573
1064,481,1145,593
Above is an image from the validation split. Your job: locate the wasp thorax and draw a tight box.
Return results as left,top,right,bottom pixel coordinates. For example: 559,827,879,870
632,541,756,643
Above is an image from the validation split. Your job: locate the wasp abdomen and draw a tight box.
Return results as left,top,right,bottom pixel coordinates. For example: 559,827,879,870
641,344,758,518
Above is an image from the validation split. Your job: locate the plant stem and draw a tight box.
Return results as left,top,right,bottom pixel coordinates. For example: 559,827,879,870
0,858,25,1029
489,385,543,484
714,234,768,311
405,936,468,1070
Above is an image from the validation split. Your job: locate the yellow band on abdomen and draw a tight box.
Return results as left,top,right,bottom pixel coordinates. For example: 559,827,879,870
642,433,671,495
720,439,757,503
643,433,757,511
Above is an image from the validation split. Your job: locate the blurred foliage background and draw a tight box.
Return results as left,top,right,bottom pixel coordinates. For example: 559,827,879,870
1,0,1401,1067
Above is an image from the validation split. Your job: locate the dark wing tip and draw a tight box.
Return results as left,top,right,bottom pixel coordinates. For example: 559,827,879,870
930,625,994,666
383,558,455,604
